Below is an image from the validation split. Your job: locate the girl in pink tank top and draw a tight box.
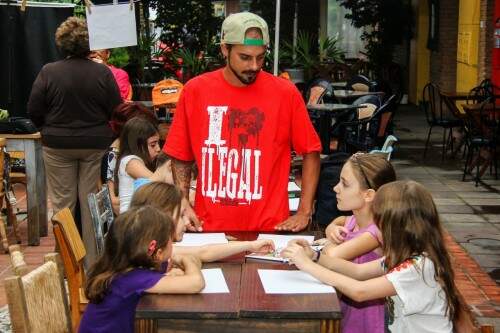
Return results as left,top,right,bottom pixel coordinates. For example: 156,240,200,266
318,153,396,333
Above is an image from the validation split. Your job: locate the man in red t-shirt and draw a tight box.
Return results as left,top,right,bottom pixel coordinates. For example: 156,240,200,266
164,12,321,232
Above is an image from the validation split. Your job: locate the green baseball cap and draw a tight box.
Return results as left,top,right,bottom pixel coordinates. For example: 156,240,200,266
221,12,270,46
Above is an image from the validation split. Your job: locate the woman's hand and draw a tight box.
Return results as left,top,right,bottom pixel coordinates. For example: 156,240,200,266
326,224,349,244
248,239,275,253
287,239,314,259
281,243,313,270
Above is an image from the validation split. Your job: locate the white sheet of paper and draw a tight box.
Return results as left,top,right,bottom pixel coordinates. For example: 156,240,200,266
200,268,230,294
257,234,315,250
289,198,300,211
258,269,335,294
86,3,137,50
175,233,228,247
288,181,301,192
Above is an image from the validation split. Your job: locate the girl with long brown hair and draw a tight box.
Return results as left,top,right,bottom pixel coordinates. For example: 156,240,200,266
79,206,204,333
282,180,466,333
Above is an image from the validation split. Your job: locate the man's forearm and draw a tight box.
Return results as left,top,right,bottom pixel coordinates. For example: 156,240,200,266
170,157,193,198
298,152,320,215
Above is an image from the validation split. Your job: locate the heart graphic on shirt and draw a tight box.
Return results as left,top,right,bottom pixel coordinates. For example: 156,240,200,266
227,107,265,147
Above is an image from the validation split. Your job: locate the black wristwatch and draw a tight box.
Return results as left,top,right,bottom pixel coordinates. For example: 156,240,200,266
312,249,321,262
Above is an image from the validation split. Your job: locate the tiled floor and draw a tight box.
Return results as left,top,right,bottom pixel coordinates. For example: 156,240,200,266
0,104,497,329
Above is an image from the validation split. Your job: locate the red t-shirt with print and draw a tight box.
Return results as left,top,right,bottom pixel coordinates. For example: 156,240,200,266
164,69,321,231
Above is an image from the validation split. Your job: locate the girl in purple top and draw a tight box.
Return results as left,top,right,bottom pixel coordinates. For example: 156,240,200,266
79,206,205,333
292,153,396,333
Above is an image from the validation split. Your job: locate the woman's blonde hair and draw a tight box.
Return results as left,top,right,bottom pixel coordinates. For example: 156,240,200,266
373,180,463,322
130,182,182,219
55,17,89,57
347,153,396,190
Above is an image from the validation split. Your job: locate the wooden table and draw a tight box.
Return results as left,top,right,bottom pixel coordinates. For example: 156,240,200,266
462,102,500,113
307,103,365,154
0,133,46,245
136,261,341,333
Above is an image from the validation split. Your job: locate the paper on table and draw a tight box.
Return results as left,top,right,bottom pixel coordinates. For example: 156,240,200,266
200,268,230,294
289,198,300,211
258,269,335,294
257,234,315,250
175,233,228,247
288,181,301,192
86,3,138,50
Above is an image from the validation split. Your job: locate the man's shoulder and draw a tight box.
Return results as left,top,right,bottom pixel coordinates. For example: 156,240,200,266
184,69,222,89
258,71,299,92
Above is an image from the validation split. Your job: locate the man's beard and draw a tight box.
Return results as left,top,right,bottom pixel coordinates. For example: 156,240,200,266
228,58,259,85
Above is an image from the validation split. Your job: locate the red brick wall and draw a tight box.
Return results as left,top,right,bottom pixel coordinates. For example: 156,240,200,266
478,0,495,82
430,0,459,91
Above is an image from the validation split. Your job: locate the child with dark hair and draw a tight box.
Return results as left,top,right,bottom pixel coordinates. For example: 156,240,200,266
104,102,158,213
79,206,204,333
114,117,161,213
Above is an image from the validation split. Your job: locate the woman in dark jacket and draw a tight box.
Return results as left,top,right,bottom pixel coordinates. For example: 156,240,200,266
28,17,121,266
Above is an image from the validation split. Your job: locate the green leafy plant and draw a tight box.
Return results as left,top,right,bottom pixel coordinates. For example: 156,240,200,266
171,48,208,79
318,35,344,64
108,48,130,68
149,0,222,53
280,30,345,80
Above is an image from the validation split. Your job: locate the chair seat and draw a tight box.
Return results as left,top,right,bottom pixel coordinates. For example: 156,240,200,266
470,137,494,146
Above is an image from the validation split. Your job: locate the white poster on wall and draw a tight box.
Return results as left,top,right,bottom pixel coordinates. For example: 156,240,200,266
86,3,137,50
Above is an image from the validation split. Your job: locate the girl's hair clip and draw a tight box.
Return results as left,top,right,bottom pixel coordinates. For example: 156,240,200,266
147,240,157,256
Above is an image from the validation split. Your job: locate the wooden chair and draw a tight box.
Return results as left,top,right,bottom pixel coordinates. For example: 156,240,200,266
88,184,114,255
51,208,88,332
0,138,21,252
5,252,72,333
8,244,29,277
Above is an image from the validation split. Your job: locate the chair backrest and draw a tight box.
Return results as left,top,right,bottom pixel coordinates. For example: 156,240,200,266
5,252,72,333
422,82,442,122
369,135,398,160
305,78,333,105
88,184,114,255
152,79,183,107
51,208,86,332
347,74,375,92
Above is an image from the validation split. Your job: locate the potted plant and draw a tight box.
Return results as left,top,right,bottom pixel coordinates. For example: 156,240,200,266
280,31,345,83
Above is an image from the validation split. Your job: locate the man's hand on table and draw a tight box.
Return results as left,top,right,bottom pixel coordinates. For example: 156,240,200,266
274,212,310,232
182,197,203,232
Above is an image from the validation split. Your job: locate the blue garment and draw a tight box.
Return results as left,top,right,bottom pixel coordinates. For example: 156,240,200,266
79,269,163,333
134,177,151,191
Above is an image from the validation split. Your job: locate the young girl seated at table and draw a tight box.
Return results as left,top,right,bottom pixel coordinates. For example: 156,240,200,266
114,117,165,213
129,181,275,262
282,180,467,333
79,206,205,333
104,102,158,213
315,153,396,333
